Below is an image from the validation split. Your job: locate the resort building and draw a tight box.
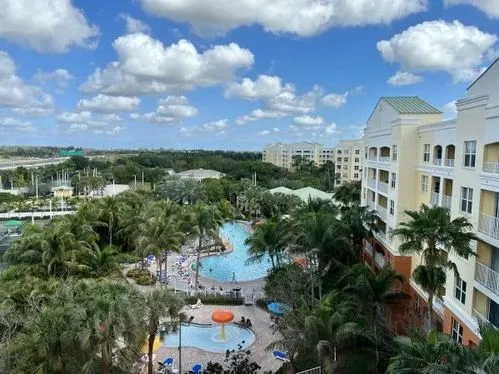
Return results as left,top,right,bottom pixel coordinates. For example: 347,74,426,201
176,168,225,181
332,139,364,186
361,60,499,346
269,186,334,202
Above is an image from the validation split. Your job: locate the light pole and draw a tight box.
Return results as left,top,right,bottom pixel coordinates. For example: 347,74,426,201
179,316,194,374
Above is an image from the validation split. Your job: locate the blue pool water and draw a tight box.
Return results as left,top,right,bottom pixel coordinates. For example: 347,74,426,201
162,323,255,353
198,222,273,282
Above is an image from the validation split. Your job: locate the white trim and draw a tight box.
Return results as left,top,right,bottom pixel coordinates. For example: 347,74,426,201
456,95,489,111
444,296,480,337
418,119,457,133
416,164,454,178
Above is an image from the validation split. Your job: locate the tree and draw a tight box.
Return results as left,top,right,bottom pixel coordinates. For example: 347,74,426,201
333,181,361,207
143,289,184,374
97,196,122,246
205,347,270,374
245,219,288,269
394,205,477,329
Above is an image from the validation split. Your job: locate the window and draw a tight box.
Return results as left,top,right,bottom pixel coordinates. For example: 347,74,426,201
460,187,473,214
343,165,348,170
452,319,463,344
423,144,430,162
421,175,429,192
337,150,342,154
392,145,398,161
355,149,360,155
455,276,467,304
337,165,341,170
343,173,348,178
389,200,395,216
354,173,359,178
337,157,342,162
343,157,348,162
464,141,476,167
355,157,359,162
354,165,359,170
391,173,396,189
414,297,421,312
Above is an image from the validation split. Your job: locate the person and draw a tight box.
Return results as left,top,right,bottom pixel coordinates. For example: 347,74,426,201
246,319,252,327
240,316,246,324
231,272,237,283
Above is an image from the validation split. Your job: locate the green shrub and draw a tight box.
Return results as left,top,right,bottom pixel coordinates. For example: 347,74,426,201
126,268,150,279
255,298,269,310
184,295,244,305
135,274,156,286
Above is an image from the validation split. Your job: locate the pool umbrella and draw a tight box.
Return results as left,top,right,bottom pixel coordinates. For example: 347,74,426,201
267,302,291,316
141,336,161,353
212,310,234,340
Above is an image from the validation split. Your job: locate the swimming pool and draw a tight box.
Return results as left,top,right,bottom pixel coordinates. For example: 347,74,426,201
198,222,273,282
162,323,255,353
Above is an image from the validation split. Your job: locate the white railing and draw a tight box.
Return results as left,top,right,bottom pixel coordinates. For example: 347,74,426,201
430,192,439,207
296,367,321,374
445,159,455,167
478,213,499,240
0,210,76,219
379,156,390,163
368,179,377,189
442,195,452,210
473,309,498,329
364,242,373,256
374,252,385,268
378,181,389,194
484,162,499,174
367,201,375,211
433,297,444,317
433,159,442,166
368,155,377,161
377,205,387,220
475,261,499,296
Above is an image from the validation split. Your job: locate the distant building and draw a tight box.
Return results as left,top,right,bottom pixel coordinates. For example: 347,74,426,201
52,186,74,198
269,186,334,202
176,168,225,181
333,139,364,186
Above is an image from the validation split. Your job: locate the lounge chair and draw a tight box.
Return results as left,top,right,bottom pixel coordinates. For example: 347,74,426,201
192,363,203,374
188,299,203,309
158,357,174,367
272,350,289,362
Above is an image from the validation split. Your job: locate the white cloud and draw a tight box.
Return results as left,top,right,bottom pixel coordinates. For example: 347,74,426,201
321,85,363,108
33,68,73,89
225,75,293,100
130,95,197,124
77,94,140,112
290,117,338,138
445,0,499,18
258,127,280,136
203,119,227,131
442,100,458,119
140,0,427,37
0,51,53,115
0,0,99,53
180,119,229,137
0,117,34,132
387,71,424,86
293,115,324,126
101,113,122,122
57,111,124,135
273,127,280,132
377,20,498,82
121,14,151,34
81,33,254,96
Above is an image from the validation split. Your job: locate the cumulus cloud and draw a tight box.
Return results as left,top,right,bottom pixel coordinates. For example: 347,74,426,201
445,0,499,18
321,86,362,108
33,68,73,89
0,117,34,132
289,116,338,138
0,51,53,115
225,75,293,100
377,20,498,82
258,127,280,136
0,0,98,53
77,94,140,112
442,100,458,119
387,71,424,86
140,0,427,37
57,111,124,135
180,119,228,137
121,14,151,34
81,33,254,96
130,96,197,124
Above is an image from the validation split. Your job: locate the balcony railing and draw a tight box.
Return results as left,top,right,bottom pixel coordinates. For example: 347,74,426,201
475,261,499,296
442,195,452,210
374,251,385,268
478,213,499,240
378,181,389,194
367,179,377,189
473,309,499,329
368,155,377,161
433,297,444,317
484,162,499,174
433,158,442,166
445,159,455,167
430,192,439,207
364,242,373,256
377,205,387,220
379,156,390,163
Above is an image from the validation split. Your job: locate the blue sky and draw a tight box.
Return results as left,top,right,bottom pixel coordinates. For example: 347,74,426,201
0,0,498,150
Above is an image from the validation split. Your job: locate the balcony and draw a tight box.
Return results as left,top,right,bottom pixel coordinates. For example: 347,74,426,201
374,251,385,268
364,242,373,256
475,261,499,296
377,205,387,220
442,195,452,210
379,156,390,163
473,309,499,330
430,192,439,207
484,162,499,174
433,297,444,317
478,213,499,240
367,201,375,211
367,178,377,189
433,158,442,166
445,159,455,167
378,181,389,194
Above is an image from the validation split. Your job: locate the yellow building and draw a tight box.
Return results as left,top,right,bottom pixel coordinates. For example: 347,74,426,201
361,59,499,346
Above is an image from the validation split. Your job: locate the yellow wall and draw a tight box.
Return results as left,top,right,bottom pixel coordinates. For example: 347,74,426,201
477,240,492,266
484,142,499,163
415,171,430,206
480,190,498,216
473,289,488,316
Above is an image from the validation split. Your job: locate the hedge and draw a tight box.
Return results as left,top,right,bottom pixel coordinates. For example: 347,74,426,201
255,298,269,310
183,295,244,305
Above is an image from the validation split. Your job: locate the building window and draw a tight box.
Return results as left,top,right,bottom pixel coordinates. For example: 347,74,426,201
391,173,396,189
355,157,359,162
460,187,473,214
464,141,476,167
343,173,348,178
343,157,348,162
337,150,342,154
392,145,398,161
337,165,341,170
414,297,421,312
452,319,463,344
455,276,467,304
343,165,348,170
389,200,395,216
423,144,430,162
421,175,429,192
354,173,359,178
337,157,342,162
354,165,359,170
355,149,360,155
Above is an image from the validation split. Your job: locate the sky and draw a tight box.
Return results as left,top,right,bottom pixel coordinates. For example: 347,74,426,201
0,0,498,151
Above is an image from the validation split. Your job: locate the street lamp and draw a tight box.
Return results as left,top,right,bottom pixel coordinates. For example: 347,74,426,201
179,315,194,374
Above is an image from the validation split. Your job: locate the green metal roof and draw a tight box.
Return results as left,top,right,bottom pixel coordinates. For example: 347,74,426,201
381,97,442,114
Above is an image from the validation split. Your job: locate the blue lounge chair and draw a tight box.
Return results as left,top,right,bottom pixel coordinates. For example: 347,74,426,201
192,363,203,373
158,357,174,367
272,350,289,361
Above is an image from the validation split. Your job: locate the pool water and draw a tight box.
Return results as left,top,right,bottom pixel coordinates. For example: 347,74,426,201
162,323,255,353
198,222,273,282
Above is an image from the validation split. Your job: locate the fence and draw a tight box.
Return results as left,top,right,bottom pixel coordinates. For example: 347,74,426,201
297,367,321,374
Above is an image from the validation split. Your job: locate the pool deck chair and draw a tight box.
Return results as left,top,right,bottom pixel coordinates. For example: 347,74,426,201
188,299,203,309
272,350,289,362
192,363,203,374
158,357,174,367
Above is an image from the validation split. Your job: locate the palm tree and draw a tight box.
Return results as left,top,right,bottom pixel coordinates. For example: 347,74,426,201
143,289,184,374
394,205,477,328
97,197,122,246
333,181,361,207
339,203,378,261
245,219,288,269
